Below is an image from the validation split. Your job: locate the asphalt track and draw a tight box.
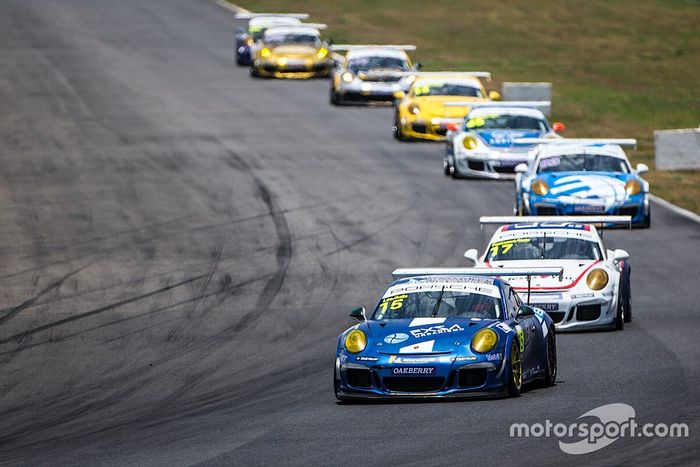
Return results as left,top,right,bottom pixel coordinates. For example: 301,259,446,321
0,0,698,465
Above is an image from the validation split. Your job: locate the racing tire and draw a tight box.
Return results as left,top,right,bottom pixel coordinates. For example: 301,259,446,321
443,158,452,176
639,204,651,229
615,287,625,330
393,112,405,141
250,66,259,78
623,266,632,323
543,328,557,387
507,340,523,397
330,88,341,105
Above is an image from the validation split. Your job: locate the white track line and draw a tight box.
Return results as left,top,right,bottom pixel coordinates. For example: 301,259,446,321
651,194,700,224
215,0,250,14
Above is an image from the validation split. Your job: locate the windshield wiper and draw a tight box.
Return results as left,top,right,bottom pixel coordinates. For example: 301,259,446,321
540,231,547,259
431,286,446,317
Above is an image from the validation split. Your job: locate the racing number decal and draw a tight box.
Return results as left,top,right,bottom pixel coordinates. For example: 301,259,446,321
516,326,525,353
378,294,408,313
489,238,531,257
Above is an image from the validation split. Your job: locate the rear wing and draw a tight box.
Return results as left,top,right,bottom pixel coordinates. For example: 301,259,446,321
298,23,328,30
235,13,310,19
330,44,417,52
445,100,550,110
513,138,637,149
399,71,491,81
392,267,563,280
392,267,564,304
479,215,632,229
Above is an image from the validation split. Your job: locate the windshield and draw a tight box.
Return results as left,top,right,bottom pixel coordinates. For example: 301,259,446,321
413,82,483,97
485,236,602,261
537,154,630,173
348,56,408,72
264,33,320,47
466,114,548,131
373,288,501,320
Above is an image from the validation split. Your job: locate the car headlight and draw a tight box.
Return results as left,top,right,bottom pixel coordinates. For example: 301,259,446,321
344,330,367,354
317,47,329,59
471,328,498,354
407,102,420,115
245,37,254,46
462,136,478,150
532,179,549,196
586,268,609,290
342,72,354,83
260,48,271,58
625,179,641,196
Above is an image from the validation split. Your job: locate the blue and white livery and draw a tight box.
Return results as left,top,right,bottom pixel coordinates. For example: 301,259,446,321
444,103,564,180
514,139,650,227
334,268,561,400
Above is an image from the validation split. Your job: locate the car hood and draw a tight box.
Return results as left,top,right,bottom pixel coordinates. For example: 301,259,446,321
268,44,318,58
484,259,602,292
535,171,635,208
413,96,484,119
361,318,496,354
474,130,545,148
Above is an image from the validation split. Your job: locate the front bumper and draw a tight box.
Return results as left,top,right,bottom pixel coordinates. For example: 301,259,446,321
399,117,464,141
524,290,618,331
527,198,648,226
336,81,403,104
253,59,332,79
336,353,508,399
453,151,531,180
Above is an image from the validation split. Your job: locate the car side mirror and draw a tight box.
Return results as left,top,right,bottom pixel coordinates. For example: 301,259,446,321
514,163,528,174
350,306,367,321
517,306,535,318
612,249,629,263
415,62,423,71
552,122,566,133
464,248,479,266
636,163,649,174
488,90,501,101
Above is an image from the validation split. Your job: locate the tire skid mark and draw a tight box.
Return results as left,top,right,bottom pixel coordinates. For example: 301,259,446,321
0,274,206,346
225,176,292,334
0,259,99,326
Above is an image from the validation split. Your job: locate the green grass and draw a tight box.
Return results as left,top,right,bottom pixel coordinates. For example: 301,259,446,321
235,0,700,213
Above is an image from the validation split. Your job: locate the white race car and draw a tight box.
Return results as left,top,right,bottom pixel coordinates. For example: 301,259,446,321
444,103,564,180
464,216,632,331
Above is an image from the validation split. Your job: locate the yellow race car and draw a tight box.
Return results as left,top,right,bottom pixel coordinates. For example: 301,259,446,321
250,25,334,79
393,73,501,141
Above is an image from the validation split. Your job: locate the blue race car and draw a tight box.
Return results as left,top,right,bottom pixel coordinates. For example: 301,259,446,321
444,103,565,180
514,139,650,228
234,13,309,66
334,267,561,400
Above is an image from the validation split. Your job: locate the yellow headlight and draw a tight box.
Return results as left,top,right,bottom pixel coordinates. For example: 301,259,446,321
260,48,271,58
625,179,641,196
462,136,478,150
245,37,254,46
471,328,498,354
345,330,367,354
532,179,549,196
407,102,420,115
342,72,354,83
586,268,609,290
317,47,329,59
